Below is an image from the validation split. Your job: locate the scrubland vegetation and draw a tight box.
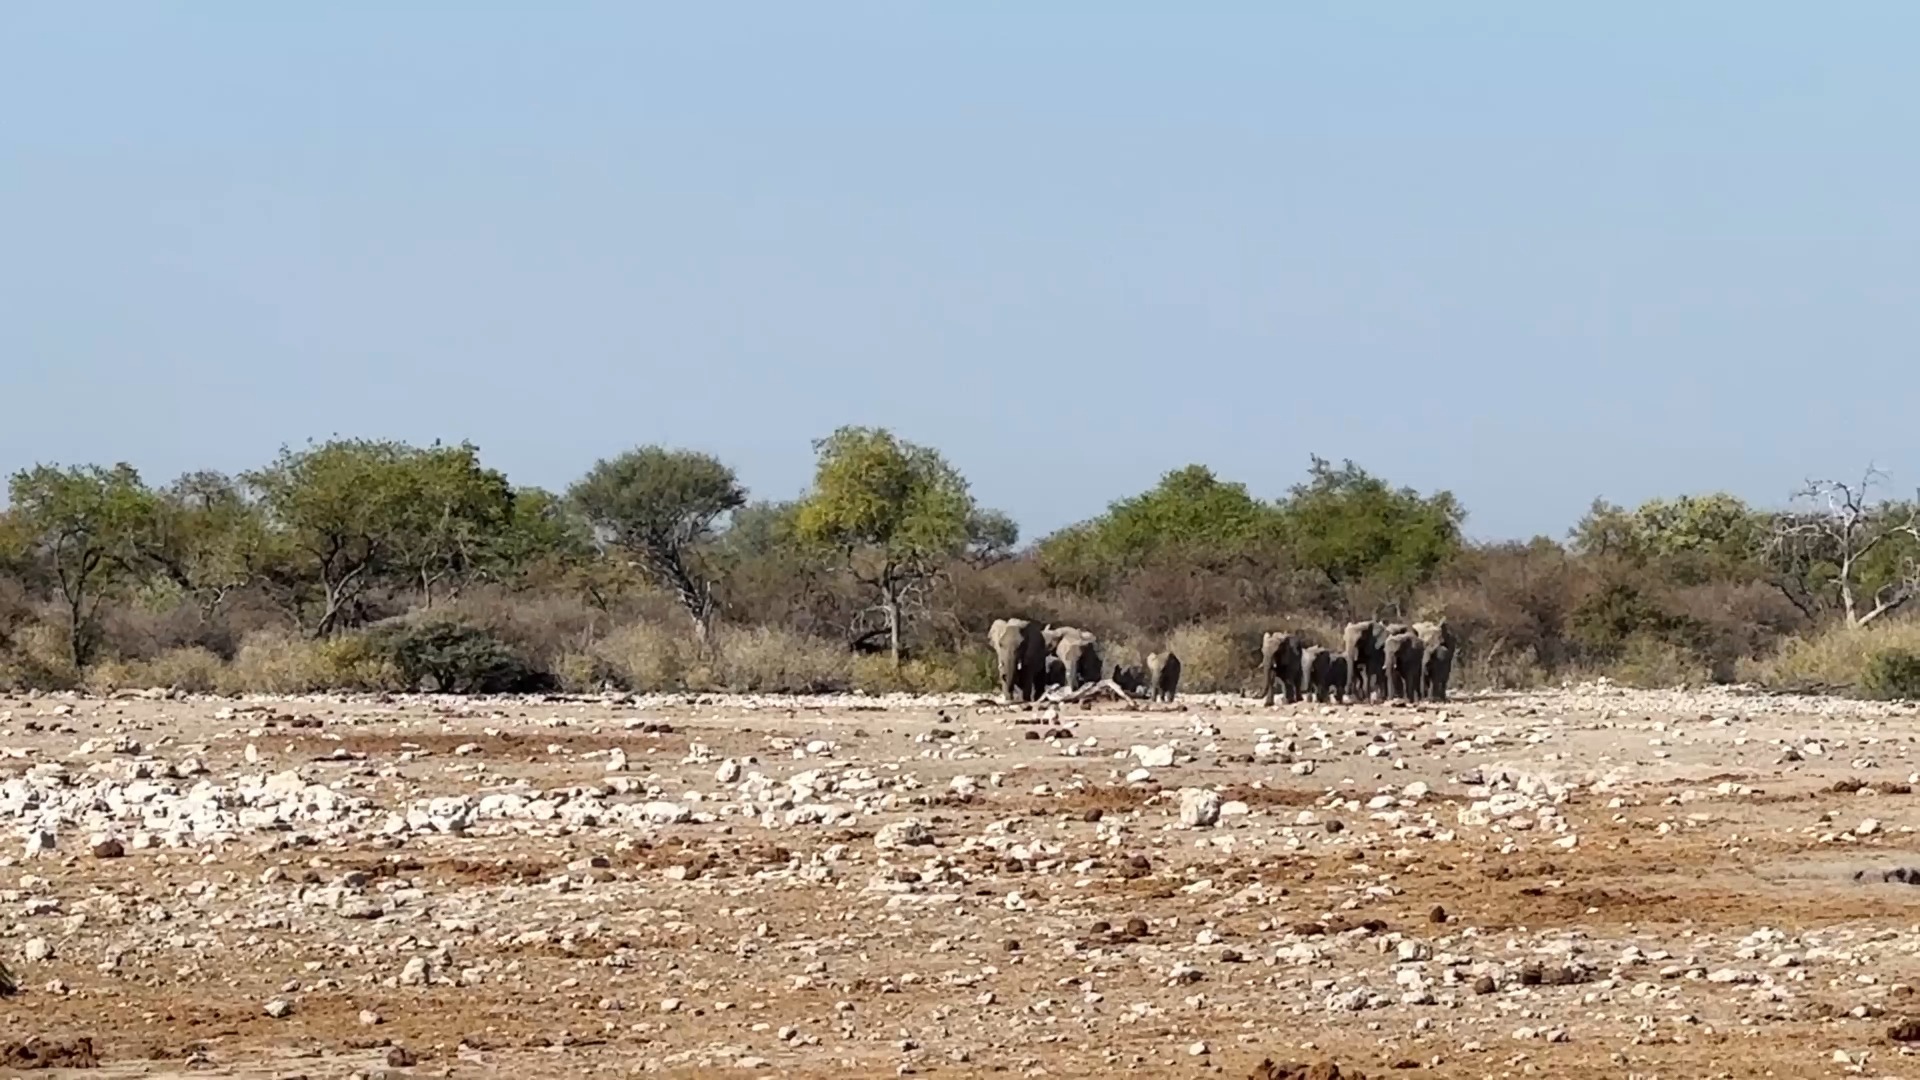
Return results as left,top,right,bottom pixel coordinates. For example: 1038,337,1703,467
5,430,1920,699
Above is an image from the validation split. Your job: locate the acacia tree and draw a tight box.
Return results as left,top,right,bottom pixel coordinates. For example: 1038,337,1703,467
387,444,515,607
6,463,157,666
567,447,745,643
793,426,982,668
1278,456,1465,605
135,471,274,619
1767,467,1920,627
245,439,513,636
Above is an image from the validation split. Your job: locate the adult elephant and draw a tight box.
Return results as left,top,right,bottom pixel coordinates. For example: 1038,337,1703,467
1260,631,1304,706
988,618,1048,703
1042,625,1103,692
1342,620,1388,703
1146,650,1181,702
1300,645,1332,704
1413,619,1457,701
1383,630,1425,703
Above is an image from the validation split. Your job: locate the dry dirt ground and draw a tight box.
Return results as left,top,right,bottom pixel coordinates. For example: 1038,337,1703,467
6,682,1920,1079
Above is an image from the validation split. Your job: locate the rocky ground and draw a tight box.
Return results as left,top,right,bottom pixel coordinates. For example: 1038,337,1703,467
6,682,1920,1079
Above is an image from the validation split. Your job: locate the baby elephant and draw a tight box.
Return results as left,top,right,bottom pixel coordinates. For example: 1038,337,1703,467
1146,651,1181,702
1300,645,1332,703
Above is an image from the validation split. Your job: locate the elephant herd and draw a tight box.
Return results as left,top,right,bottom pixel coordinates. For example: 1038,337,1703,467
987,617,1456,707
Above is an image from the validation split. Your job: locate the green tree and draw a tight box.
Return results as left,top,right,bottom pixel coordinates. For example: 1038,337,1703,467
134,471,275,618
567,447,746,642
1277,456,1464,597
386,444,515,607
486,486,595,586
1036,465,1282,593
1570,492,1764,583
244,439,511,636
793,426,982,667
6,463,157,666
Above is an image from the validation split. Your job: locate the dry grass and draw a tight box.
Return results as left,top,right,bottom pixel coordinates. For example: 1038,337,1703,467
591,622,694,691
1164,624,1248,693
713,626,853,692
1740,619,1920,691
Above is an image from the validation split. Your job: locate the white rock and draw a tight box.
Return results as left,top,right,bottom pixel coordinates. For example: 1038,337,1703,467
1179,788,1221,828
874,819,933,850
1132,744,1176,769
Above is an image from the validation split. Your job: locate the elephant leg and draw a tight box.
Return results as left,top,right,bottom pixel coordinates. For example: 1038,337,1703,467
1261,661,1275,707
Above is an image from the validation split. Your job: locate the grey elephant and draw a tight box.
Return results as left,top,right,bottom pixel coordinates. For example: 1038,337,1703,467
1260,631,1304,706
989,618,1048,703
1342,620,1388,703
1300,645,1332,703
1146,650,1181,702
1383,630,1425,703
1042,625,1102,691
1111,663,1147,697
1413,619,1456,701
1420,643,1453,703
1325,654,1350,704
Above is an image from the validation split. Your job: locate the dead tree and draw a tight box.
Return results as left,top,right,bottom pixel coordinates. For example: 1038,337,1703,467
1766,466,1920,628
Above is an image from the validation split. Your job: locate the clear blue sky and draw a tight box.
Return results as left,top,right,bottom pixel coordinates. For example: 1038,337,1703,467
5,3,1918,543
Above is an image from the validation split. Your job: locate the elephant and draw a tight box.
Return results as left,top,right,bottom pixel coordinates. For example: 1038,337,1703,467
988,618,1049,704
1413,619,1456,701
1421,643,1453,703
1042,625,1102,692
1111,663,1147,697
1383,630,1425,703
1146,650,1181,702
1300,645,1332,703
1343,620,1388,703
1325,654,1350,704
1260,631,1304,706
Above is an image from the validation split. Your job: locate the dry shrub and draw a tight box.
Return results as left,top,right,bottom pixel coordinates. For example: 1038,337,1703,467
1453,641,1551,690
86,646,226,693
310,634,404,691
1604,635,1711,689
223,630,327,694
552,650,619,693
1742,620,1920,692
440,587,611,669
849,653,983,695
0,622,80,690
711,626,852,693
1164,624,1248,693
591,622,694,692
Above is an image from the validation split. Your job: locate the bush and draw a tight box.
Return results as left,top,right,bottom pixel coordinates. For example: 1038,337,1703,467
709,626,853,693
592,623,694,692
224,630,328,694
1863,649,1920,700
86,646,226,693
849,652,989,694
0,622,80,690
369,619,548,694
1604,635,1710,689
1741,621,1920,692
1164,624,1247,693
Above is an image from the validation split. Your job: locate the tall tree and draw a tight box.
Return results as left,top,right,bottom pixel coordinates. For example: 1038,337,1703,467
6,463,157,666
135,471,274,618
244,439,512,636
793,426,981,667
1767,467,1920,626
1277,456,1465,599
567,447,746,643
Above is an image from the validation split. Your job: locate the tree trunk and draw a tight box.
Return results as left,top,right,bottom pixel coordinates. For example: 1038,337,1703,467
884,595,902,670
